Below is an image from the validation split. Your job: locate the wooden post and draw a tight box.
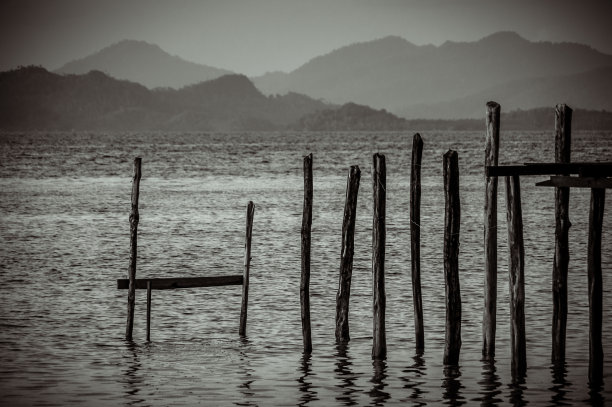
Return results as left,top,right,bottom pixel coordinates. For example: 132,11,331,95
588,188,604,386
552,104,572,365
125,157,141,341
372,153,387,360
443,150,461,365
301,154,313,353
239,201,254,336
146,280,152,342
410,133,424,351
336,165,361,343
506,175,526,378
483,101,500,358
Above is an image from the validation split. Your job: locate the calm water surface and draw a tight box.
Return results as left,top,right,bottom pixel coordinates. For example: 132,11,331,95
0,131,611,406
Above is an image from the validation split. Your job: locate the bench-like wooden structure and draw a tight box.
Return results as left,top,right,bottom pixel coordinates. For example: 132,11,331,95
120,157,255,342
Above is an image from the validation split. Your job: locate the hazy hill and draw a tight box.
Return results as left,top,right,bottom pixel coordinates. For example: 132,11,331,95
0,67,330,131
252,32,612,118
56,40,233,89
403,66,612,119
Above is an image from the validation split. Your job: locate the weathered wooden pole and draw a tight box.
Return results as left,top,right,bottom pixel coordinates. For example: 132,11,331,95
506,175,526,379
588,188,605,386
372,153,387,360
443,150,461,365
552,104,572,365
125,157,141,341
335,165,361,343
239,201,255,336
410,133,425,351
146,280,152,342
301,154,313,353
483,101,500,358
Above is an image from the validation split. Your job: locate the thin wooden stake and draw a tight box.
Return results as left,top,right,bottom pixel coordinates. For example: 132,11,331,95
301,154,313,353
125,157,141,341
588,188,605,386
335,165,361,343
483,101,500,358
146,280,152,342
443,150,461,365
239,201,255,336
506,175,526,379
372,153,387,360
552,104,572,365
410,133,424,351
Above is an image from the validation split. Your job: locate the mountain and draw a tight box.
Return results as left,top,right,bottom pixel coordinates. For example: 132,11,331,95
55,40,233,89
0,66,330,131
252,32,612,118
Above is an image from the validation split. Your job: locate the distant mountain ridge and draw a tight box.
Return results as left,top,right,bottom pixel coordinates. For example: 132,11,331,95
55,40,233,89
252,31,612,118
0,66,331,131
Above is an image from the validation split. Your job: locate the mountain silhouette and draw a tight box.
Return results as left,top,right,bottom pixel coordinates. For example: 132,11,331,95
252,32,612,118
55,39,232,89
0,67,330,131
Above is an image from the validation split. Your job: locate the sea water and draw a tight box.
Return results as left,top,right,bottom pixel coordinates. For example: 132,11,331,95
0,130,611,406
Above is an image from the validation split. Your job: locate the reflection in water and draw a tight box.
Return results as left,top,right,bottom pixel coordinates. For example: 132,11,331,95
369,359,390,406
122,341,145,406
477,358,502,406
400,351,427,406
334,343,358,406
442,364,465,406
549,362,571,406
297,353,318,406
237,337,256,406
587,380,605,406
508,374,527,407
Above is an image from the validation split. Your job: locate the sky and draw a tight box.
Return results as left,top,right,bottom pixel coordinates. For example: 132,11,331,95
1,0,612,76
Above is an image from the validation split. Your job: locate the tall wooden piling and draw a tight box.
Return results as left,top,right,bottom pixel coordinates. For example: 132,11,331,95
552,104,572,365
239,201,255,336
125,157,141,341
372,153,387,360
588,188,605,386
410,133,424,351
443,150,461,365
301,154,313,353
506,175,526,378
336,165,361,343
483,101,500,358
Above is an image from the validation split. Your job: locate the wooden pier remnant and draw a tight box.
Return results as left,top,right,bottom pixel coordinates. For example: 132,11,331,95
240,201,255,337
410,133,425,351
336,165,361,343
483,101,500,359
588,188,605,386
126,157,141,341
552,103,572,366
119,158,252,341
505,175,526,378
301,153,313,353
372,153,387,360
443,150,461,365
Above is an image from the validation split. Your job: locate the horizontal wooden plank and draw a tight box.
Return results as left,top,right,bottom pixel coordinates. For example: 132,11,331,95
487,162,612,177
117,275,243,290
536,176,612,189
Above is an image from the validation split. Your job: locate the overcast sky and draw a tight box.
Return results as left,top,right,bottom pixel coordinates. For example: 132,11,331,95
1,0,611,76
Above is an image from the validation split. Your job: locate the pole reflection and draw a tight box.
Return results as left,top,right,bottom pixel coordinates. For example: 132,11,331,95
237,337,256,406
368,359,390,406
400,351,427,406
477,358,502,406
548,362,571,406
442,364,465,406
297,353,318,406
334,343,358,406
508,373,527,407
122,341,145,406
